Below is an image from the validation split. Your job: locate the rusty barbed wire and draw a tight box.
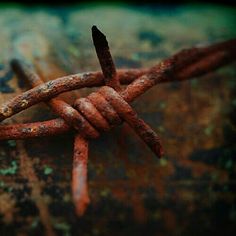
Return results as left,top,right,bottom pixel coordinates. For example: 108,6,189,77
0,26,236,216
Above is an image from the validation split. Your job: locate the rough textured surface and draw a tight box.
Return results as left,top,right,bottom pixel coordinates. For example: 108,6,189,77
0,3,236,236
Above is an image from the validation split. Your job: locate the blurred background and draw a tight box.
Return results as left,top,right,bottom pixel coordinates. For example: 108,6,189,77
0,1,236,235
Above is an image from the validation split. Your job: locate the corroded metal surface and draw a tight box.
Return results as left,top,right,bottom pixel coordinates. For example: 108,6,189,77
0,4,236,236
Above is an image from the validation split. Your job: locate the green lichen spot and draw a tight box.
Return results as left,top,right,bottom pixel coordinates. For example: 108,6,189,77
191,79,198,87
7,140,16,148
7,187,13,192
158,126,165,133
100,188,110,197
31,218,39,229
54,222,70,236
44,166,53,175
225,159,233,170
68,45,80,57
0,181,5,188
204,125,214,136
0,161,18,175
160,158,168,167
159,102,166,109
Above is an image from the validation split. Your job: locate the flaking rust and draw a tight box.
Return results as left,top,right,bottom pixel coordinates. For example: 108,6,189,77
0,26,236,216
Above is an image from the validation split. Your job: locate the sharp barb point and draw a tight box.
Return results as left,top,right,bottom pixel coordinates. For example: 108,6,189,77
92,25,108,49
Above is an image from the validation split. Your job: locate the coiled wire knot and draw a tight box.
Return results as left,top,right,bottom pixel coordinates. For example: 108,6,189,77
47,84,162,217
73,86,163,156
48,83,163,157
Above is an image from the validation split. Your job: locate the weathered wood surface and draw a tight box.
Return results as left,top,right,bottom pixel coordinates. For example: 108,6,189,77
0,4,236,236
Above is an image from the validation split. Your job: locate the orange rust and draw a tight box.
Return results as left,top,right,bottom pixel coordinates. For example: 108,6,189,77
72,134,90,216
0,27,236,218
10,59,99,139
74,97,111,132
0,38,234,122
1,40,234,139
99,86,163,157
88,92,122,126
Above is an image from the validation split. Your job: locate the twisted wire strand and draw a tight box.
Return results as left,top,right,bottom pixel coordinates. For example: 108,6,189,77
0,38,235,122
0,31,235,217
0,43,235,141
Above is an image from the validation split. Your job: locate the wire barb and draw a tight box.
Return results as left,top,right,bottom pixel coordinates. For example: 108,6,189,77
92,25,120,90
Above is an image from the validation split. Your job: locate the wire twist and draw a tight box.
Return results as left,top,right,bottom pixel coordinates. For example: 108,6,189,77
74,86,163,156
